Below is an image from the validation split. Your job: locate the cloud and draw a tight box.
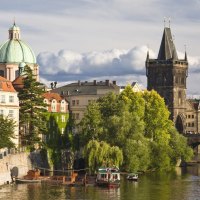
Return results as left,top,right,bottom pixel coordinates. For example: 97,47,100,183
37,46,155,82
38,46,200,95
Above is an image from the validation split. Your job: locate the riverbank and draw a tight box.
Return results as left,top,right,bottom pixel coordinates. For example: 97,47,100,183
0,150,32,185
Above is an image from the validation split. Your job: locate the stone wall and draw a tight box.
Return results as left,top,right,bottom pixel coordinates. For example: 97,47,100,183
0,151,32,185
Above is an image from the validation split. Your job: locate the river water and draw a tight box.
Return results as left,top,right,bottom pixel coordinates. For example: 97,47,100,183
1,165,200,200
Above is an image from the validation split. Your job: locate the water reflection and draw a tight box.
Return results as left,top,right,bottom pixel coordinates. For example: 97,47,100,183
0,165,200,200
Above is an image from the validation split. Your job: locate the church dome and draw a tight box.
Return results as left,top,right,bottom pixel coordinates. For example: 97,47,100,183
0,23,36,64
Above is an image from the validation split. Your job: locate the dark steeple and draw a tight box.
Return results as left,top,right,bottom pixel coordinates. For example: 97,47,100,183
146,50,149,62
157,27,178,60
184,51,188,61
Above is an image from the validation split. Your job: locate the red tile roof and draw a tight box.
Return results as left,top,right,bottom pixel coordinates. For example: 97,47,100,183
43,92,64,102
0,76,16,92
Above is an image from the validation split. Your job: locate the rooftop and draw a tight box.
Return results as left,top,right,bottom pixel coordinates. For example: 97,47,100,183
51,80,120,96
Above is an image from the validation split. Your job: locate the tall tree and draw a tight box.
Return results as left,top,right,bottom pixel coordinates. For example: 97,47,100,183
79,87,193,172
0,115,16,148
18,65,47,147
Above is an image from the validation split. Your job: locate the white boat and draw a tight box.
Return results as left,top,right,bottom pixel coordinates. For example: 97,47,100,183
127,173,138,181
96,167,120,188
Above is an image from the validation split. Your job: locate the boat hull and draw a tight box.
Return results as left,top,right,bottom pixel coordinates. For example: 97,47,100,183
96,180,120,188
15,178,41,184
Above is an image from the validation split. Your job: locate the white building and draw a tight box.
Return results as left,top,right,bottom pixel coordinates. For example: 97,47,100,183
0,76,19,146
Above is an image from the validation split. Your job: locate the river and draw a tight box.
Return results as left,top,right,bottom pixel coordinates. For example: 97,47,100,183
0,164,200,200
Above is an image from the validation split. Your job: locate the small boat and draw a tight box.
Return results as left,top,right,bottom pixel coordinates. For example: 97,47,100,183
96,167,120,188
126,173,138,181
15,178,41,184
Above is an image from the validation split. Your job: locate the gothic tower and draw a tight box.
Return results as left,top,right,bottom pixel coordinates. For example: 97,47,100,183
146,25,188,133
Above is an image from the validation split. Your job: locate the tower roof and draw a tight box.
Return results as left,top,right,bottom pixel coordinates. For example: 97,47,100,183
157,27,178,60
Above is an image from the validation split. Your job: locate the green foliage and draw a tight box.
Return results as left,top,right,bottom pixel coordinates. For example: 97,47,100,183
0,115,16,148
79,102,103,147
18,65,48,147
124,138,150,172
84,140,123,174
45,113,70,149
79,87,193,172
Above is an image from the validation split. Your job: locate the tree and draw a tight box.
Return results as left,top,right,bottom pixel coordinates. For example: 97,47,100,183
18,65,47,147
79,87,193,172
84,140,123,174
0,115,16,148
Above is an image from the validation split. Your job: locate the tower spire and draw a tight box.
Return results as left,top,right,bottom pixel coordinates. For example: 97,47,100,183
157,26,178,60
146,50,149,62
184,45,188,61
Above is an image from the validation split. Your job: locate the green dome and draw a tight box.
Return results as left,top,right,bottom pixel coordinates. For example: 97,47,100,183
0,39,36,64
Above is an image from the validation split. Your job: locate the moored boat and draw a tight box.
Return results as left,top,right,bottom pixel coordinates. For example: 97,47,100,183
126,173,138,181
96,167,120,188
15,178,41,184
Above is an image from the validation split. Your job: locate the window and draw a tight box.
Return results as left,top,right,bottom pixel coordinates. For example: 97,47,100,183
9,96,14,103
72,100,75,106
192,115,194,119
192,122,194,127
76,100,79,105
188,115,191,119
61,115,65,122
51,105,55,111
0,95,5,103
61,105,65,112
8,110,14,118
76,113,79,120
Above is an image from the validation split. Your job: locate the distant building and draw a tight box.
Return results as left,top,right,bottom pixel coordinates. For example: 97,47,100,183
0,23,39,81
43,92,69,144
0,76,19,146
50,80,120,123
146,25,200,134
120,82,143,93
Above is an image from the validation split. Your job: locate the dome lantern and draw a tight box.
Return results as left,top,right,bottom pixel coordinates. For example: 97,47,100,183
9,22,20,40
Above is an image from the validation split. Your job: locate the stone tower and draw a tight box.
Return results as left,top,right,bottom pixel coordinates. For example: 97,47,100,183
146,26,188,133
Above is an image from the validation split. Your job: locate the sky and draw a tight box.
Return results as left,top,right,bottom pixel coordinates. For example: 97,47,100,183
0,0,200,95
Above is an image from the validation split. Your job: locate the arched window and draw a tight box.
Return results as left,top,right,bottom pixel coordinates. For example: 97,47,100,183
51,99,57,112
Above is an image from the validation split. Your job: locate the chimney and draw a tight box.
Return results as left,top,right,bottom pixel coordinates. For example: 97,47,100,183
93,80,97,85
105,80,109,86
113,80,116,85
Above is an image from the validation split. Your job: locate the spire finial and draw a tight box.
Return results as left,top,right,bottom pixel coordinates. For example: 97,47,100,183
13,17,16,25
184,44,188,61
164,17,166,27
146,44,150,62
169,17,171,28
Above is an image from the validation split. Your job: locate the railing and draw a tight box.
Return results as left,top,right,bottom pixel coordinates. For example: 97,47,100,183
0,147,27,160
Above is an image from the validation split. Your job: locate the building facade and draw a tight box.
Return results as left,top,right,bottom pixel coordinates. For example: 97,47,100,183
0,76,19,146
0,23,39,81
43,92,69,144
146,25,200,134
51,80,120,124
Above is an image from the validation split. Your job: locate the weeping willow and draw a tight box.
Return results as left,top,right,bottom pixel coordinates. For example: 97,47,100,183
84,140,123,173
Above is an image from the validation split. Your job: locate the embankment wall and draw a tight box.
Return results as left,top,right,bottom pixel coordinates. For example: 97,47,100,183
0,152,32,185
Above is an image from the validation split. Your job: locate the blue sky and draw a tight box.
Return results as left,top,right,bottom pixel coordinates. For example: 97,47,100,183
0,0,200,95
